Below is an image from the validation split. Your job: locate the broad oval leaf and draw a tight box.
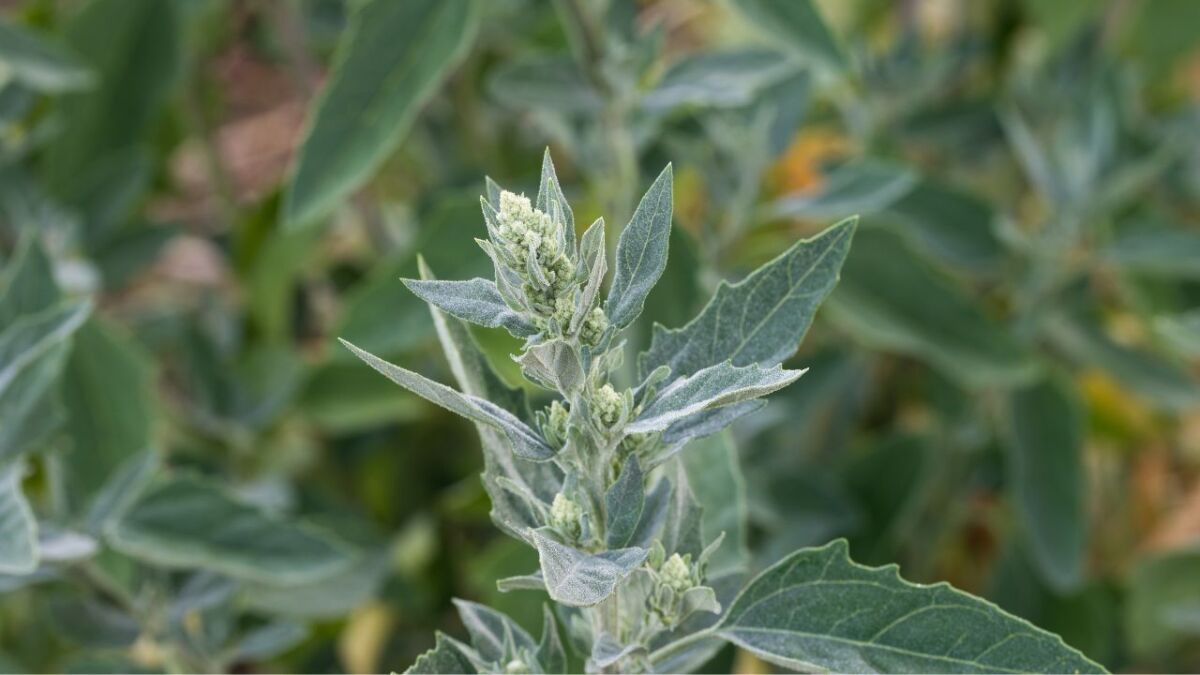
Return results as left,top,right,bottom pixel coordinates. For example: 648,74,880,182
108,476,354,585
531,529,647,607
639,217,855,380
452,599,537,664
0,463,37,575
284,0,479,229
605,165,673,328
407,632,479,675
605,455,644,548
1006,375,1087,593
402,278,537,338
716,539,1104,673
628,362,804,434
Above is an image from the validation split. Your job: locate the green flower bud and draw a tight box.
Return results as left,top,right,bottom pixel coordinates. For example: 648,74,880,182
580,306,608,346
504,659,527,674
660,553,694,594
591,383,627,430
549,492,583,540
541,400,570,448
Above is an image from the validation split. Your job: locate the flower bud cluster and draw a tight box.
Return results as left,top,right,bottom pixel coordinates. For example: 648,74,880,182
590,383,633,433
645,542,707,629
538,400,570,449
549,492,584,542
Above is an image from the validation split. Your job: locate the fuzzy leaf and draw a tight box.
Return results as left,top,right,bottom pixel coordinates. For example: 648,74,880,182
284,0,479,229
605,165,673,328
0,464,37,574
537,149,575,255
660,400,765,452
627,362,803,434
640,217,855,380
109,476,353,584
402,277,537,338
605,455,644,548
531,529,647,607
537,605,568,674
517,339,583,394
453,599,537,664
407,632,479,674
716,539,1105,673
570,218,606,332
340,339,554,461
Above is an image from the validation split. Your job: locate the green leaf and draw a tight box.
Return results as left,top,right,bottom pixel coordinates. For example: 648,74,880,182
1101,229,1200,279
0,19,92,93
1155,310,1200,358
530,529,647,607
0,463,36,574
728,0,846,71
880,179,1005,274
536,149,575,255
826,229,1035,389
605,455,644,548
43,0,181,194
682,433,748,578
641,217,855,380
340,339,555,461
605,165,673,328
108,475,353,585
402,278,537,338
536,605,567,674
628,362,803,434
1127,548,1200,659
716,539,1105,673
643,49,800,112
772,160,917,220
453,599,537,664
0,299,90,393
407,632,479,675
0,233,60,327
488,55,599,115
1006,375,1087,592
284,0,479,230
60,317,154,507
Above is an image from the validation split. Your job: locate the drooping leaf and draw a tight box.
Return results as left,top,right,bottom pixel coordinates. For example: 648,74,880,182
0,19,92,93
0,463,36,574
406,632,479,675
1006,375,1087,593
452,599,537,664
640,217,855,380
530,529,647,607
108,475,354,585
402,278,537,338
627,362,804,434
716,539,1105,673
605,455,644,548
729,0,846,71
826,229,1035,389
340,339,555,461
605,165,673,328
284,0,479,229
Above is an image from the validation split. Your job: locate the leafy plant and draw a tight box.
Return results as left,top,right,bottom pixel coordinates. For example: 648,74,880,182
343,151,1104,673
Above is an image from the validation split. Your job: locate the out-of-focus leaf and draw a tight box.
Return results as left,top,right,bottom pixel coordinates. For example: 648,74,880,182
530,529,647,607
0,19,92,93
0,463,36,574
537,604,567,673
772,159,917,219
606,165,674,329
488,54,600,115
0,299,90,393
230,620,309,661
0,233,59,327
1155,311,1200,358
715,539,1105,673
827,229,1035,389
48,596,139,648
453,599,537,664
1102,229,1200,279
1122,0,1200,76
83,450,158,535
406,632,478,674
241,553,388,620
627,362,803,434
643,49,799,112
1128,548,1200,659
641,217,855,380
882,179,1005,273
284,0,479,230
1006,375,1087,592
109,475,354,585
60,317,154,507
682,433,748,578
43,0,180,193
728,0,846,71
299,361,426,433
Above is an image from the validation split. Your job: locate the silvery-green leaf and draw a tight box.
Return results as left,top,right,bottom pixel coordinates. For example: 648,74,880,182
628,362,803,434
0,299,90,394
605,455,644,548
883,179,1005,274
1101,229,1200,279
284,0,479,229
683,434,747,578
642,49,799,112
629,477,672,549
729,0,845,71
517,339,584,394
0,341,67,466
661,464,703,559
230,620,308,662
570,218,606,332
340,339,555,461
108,475,354,585
771,160,917,219
680,586,721,619
1006,375,1086,593
588,634,644,672
241,553,388,620
403,277,536,338
497,571,544,593
420,261,561,539
0,19,93,93
453,598,537,664
407,632,479,674
660,400,765,451
0,234,60,327
1155,311,1200,358
640,217,854,380
537,149,575,256
83,449,158,534
0,463,37,574
605,165,673,328
37,528,96,563
827,229,1036,389
537,605,567,674
531,529,647,607
715,539,1104,673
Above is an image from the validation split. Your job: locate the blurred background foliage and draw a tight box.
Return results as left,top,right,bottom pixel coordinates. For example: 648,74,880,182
0,0,1198,672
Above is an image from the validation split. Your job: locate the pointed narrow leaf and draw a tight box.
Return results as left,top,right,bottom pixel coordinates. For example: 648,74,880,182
640,217,855,380
108,476,353,585
716,539,1105,673
537,605,568,674
284,0,479,229
0,464,37,574
570,218,606,332
531,530,647,607
452,599,537,664
661,399,765,449
402,278,537,337
537,149,575,255
340,339,554,461
406,632,479,674
605,455,644,548
0,300,91,393
628,362,803,434
605,165,673,328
